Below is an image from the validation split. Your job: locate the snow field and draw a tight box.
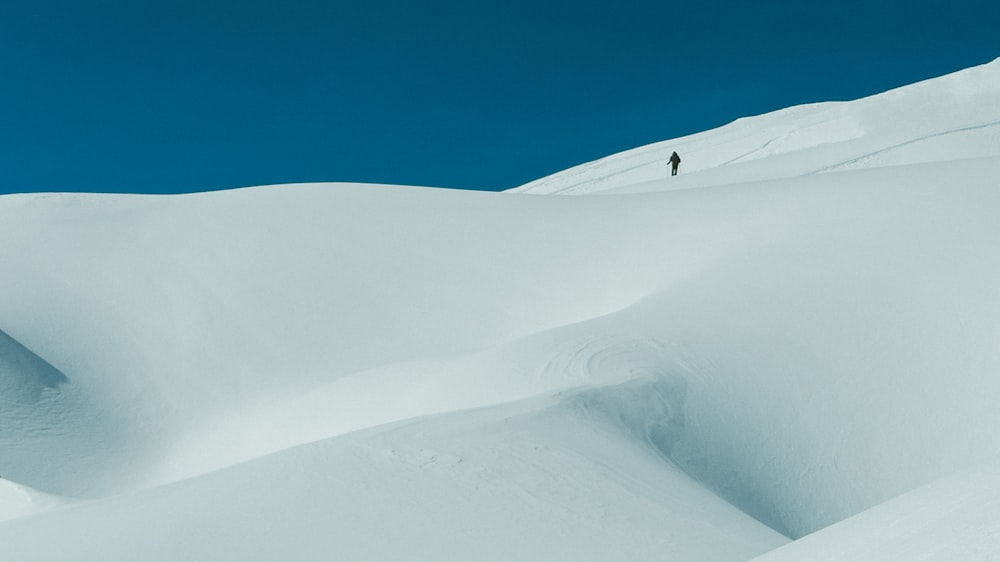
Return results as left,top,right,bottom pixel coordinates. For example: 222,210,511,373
1,57,999,560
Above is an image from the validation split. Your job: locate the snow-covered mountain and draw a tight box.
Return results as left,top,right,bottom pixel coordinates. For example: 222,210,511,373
1,58,998,561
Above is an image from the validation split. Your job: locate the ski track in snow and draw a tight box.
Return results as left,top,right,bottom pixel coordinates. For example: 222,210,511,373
814,119,1000,173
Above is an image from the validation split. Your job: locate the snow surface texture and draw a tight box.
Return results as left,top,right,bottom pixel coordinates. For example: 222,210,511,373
1,58,999,560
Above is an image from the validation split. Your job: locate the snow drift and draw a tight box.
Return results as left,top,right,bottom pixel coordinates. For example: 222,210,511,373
1,58,999,560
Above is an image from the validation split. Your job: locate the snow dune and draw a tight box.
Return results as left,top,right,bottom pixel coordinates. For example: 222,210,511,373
1,57,999,560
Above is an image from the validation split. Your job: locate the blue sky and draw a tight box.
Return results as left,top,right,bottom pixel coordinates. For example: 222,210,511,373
1,0,997,194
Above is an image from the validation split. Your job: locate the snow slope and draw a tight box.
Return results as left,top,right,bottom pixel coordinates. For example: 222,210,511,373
1,58,999,560
750,461,1000,562
512,57,1000,195
0,391,785,561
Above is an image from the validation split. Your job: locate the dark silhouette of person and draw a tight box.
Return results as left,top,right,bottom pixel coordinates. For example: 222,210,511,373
669,152,681,176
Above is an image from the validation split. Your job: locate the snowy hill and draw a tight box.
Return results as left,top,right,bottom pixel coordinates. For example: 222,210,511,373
1,58,999,560
512,57,1000,195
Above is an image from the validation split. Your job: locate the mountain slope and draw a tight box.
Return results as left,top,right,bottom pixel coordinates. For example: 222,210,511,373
512,57,1000,195
1,59,999,560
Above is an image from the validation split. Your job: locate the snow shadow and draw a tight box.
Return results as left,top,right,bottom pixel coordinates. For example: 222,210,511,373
0,329,68,405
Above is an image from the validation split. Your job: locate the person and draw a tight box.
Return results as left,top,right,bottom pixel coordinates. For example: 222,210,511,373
669,152,681,176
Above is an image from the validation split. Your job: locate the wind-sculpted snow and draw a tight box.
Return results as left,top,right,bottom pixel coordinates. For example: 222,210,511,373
0,328,147,497
1,59,999,560
0,390,788,561
0,329,67,404
750,462,1000,561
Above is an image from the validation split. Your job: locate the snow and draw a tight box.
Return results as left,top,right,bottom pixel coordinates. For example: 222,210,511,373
750,462,1000,561
0,479,64,523
1,58,999,560
512,57,1000,195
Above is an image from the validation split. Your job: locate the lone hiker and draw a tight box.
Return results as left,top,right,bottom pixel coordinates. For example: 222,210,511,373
669,152,681,176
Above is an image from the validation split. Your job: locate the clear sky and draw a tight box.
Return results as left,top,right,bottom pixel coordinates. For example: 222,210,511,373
1,0,997,194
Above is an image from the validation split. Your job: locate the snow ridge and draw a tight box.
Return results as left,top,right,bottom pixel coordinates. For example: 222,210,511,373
511,57,1000,195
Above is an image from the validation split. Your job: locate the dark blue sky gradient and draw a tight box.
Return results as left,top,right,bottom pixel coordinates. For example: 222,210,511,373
1,0,997,194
